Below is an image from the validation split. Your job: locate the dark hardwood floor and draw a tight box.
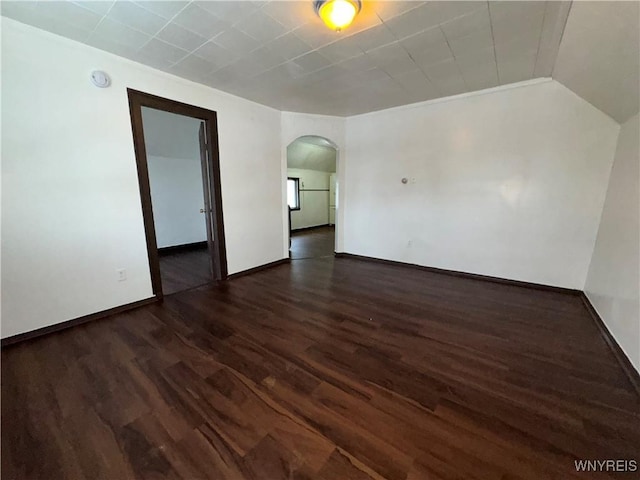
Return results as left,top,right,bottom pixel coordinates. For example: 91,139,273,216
290,226,335,259
159,247,212,295
2,256,639,479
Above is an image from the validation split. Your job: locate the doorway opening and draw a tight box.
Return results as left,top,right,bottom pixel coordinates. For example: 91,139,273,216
286,135,337,260
128,89,227,298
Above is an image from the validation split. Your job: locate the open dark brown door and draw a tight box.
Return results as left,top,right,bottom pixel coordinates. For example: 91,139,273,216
199,122,219,280
128,88,228,297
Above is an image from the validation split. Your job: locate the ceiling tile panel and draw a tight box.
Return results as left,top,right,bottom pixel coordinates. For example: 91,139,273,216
262,0,316,29
316,35,364,63
37,1,103,31
372,1,426,22
234,9,288,43
133,51,174,71
170,54,216,79
489,1,546,23
2,2,93,43
446,27,493,57
138,37,188,64
212,26,260,54
30,14,93,42
497,54,536,85
490,3,544,45
91,17,151,49
430,1,487,24
335,53,380,72
422,57,463,81
411,43,455,69
494,34,540,64
431,74,467,97
192,41,239,69
400,27,448,58
439,4,489,39
348,67,393,85
392,69,435,93
348,23,397,52
72,1,115,16
365,41,411,67
87,34,139,58
301,64,352,87
264,32,313,61
384,3,443,40
245,46,288,71
134,1,188,20
196,0,258,23
380,55,419,77
280,61,307,78
106,1,167,35
463,73,499,92
455,46,496,71
157,22,207,52
252,65,298,88
1,1,36,16
293,21,342,49
293,51,332,73
221,56,266,78
461,62,499,90
172,3,228,39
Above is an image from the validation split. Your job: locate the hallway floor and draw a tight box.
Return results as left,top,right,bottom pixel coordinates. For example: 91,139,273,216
290,226,335,260
159,247,211,295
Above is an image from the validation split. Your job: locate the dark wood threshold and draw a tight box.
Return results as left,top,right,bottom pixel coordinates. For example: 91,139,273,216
1,296,158,348
292,224,334,233
227,258,290,280
158,241,208,256
580,293,640,396
334,252,581,295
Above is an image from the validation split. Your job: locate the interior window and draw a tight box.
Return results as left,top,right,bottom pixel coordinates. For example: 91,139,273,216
287,177,300,210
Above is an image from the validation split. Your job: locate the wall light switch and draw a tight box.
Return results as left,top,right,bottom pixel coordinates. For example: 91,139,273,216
117,269,127,282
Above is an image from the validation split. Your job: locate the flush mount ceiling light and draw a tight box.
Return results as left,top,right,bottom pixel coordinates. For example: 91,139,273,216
314,0,361,32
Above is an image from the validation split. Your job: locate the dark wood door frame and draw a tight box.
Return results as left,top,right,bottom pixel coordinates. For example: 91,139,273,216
127,88,228,299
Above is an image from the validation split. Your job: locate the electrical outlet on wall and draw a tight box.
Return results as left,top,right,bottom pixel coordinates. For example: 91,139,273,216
117,269,127,282
407,240,413,247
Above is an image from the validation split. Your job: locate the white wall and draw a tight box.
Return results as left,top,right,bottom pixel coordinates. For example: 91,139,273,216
287,168,331,230
147,155,207,248
1,19,284,339
585,114,640,373
344,80,619,289
281,112,346,255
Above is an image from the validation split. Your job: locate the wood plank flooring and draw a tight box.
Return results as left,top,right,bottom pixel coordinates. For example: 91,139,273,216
159,247,212,295
2,256,639,479
290,226,335,260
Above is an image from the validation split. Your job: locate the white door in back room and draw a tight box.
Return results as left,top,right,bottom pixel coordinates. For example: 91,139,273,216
329,173,336,225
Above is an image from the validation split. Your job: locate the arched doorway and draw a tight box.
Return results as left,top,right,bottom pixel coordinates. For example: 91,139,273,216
286,135,337,259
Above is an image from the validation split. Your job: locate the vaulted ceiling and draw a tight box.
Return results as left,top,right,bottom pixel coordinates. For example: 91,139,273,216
287,136,337,172
2,1,639,121
553,1,639,123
